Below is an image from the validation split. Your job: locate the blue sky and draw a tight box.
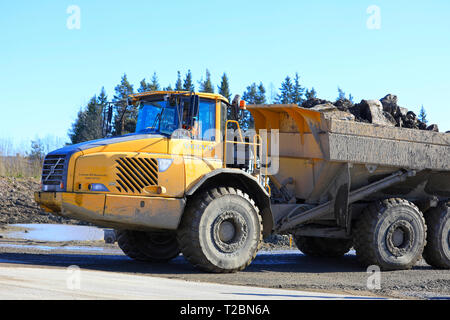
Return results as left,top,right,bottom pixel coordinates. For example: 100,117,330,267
1,0,449,150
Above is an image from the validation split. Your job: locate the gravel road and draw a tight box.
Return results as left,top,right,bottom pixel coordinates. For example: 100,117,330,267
0,263,384,300
0,236,449,300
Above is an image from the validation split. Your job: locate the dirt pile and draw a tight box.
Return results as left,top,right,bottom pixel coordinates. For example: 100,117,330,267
0,177,80,225
301,94,440,132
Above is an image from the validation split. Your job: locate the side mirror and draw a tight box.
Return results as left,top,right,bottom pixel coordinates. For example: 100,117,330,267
231,95,244,121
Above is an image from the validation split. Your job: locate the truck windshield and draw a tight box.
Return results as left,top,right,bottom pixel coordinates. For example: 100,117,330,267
135,100,179,136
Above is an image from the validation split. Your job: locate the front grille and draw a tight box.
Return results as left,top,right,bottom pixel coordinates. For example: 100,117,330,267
42,154,66,187
114,157,158,194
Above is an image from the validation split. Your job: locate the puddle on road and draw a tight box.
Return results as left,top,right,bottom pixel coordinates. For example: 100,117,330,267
258,249,356,256
3,224,105,242
0,243,121,254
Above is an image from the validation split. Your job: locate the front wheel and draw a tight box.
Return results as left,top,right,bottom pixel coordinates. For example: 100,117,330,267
177,187,263,273
353,198,426,270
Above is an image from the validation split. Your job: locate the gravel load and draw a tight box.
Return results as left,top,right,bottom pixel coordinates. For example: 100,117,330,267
301,94,440,132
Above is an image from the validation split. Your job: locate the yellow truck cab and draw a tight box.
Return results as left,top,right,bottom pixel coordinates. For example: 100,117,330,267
35,91,272,272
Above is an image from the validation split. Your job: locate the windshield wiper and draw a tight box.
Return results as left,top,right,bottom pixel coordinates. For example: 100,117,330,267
150,110,163,130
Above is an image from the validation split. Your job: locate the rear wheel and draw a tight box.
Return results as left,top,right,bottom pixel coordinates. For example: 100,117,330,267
353,198,426,270
423,202,450,269
177,187,263,273
116,230,180,262
294,236,353,257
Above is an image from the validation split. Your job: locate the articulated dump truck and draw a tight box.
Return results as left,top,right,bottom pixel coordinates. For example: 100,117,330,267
35,91,450,272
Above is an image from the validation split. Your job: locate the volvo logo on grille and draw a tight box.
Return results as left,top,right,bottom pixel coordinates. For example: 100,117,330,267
42,155,66,188
44,158,63,182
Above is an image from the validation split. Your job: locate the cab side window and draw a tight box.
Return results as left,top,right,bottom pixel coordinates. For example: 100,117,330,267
196,99,216,141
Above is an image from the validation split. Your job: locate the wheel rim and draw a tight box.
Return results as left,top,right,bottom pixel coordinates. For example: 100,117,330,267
213,211,248,253
218,220,236,243
386,220,414,257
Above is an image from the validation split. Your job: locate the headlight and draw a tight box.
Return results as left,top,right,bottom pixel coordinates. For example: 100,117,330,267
88,183,109,192
157,158,173,172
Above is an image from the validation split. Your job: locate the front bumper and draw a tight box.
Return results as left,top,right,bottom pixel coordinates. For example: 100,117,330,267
34,191,185,231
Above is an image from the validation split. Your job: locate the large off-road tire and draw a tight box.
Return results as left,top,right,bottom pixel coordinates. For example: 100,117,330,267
177,187,263,273
423,202,450,269
294,236,353,257
353,198,426,271
116,230,180,262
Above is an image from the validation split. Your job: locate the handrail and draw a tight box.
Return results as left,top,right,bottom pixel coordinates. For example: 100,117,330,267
223,120,269,192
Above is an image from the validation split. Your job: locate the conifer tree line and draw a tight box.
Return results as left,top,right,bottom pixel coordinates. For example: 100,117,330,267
68,70,321,144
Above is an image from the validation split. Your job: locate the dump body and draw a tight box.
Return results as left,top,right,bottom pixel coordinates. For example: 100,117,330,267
247,104,450,228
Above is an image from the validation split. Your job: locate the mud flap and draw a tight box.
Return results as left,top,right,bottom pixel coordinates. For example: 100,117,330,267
329,163,351,232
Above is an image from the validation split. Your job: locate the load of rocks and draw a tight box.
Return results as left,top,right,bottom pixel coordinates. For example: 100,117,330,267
301,94,440,132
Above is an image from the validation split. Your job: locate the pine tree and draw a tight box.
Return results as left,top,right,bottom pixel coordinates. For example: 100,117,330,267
336,87,354,103
199,69,214,93
275,76,294,104
183,70,195,92
337,87,346,100
218,73,231,101
291,73,305,105
97,87,110,137
348,93,354,103
256,83,266,104
84,96,103,140
97,87,108,107
138,73,160,93
305,87,317,99
419,105,428,124
175,71,183,91
240,82,266,130
149,72,160,91
242,83,258,103
242,82,266,104
113,74,134,136
69,97,101,144
69,107,87,144
138,79,151,93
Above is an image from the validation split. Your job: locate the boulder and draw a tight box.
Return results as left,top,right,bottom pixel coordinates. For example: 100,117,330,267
426,124,439,132
406,111,417,119
383,111,397,125
301,98,332,109
333,98,354,111
380,94,400,116
311,103,355,121
399,107,408,117
353,99,396,127
310,103,336,112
